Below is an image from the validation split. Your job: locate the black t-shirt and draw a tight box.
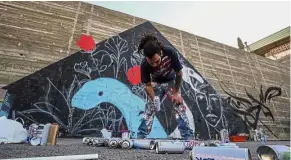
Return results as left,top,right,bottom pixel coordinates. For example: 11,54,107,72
140,46,183,84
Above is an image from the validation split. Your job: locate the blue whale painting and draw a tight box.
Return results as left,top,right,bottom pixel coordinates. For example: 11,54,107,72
71,77,167,138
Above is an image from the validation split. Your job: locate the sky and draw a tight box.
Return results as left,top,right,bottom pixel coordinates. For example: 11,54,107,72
87,1,290,48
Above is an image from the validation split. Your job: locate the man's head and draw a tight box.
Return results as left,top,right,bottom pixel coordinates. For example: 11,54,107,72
138,33,164,67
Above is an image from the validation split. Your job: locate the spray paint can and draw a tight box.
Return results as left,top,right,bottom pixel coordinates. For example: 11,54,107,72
150,139,177,150
118,138,124,147
29,124,38,139
218,143,239,148
91,138,105,146
82,137,91,145
220,129,230,143
97,138,106,146
182,140,200,150
218,145,239,148
133,139,153,149
155,141,185,154
149,139,165,150
150,140,157,150
108,138,121,148
30,137,41,146
257,145,290,160
88,138,94,146
83,137,94,146
189,146,251,160
28,124,39,145
37,124,45,137
104,139,110,147
154,96,161,111
40,123,51,145
121,139,134,150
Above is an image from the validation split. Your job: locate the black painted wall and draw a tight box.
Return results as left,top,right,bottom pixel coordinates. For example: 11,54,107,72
3,22,251,140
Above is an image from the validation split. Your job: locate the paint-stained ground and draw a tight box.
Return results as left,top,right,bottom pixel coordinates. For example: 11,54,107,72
0,138,289,160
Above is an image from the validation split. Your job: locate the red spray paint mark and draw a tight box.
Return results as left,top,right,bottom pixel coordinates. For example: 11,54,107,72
76,34,96,52
127,65,141,85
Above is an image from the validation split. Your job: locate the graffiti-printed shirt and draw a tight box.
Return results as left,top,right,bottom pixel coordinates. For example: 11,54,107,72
140,46,183,84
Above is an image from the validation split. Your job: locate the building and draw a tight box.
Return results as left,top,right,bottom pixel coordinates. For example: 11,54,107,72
248,26,290,67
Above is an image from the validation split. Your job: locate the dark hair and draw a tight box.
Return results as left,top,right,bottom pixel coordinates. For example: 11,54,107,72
138,33,164,58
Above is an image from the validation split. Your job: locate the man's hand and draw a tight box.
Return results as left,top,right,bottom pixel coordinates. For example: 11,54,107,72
174,70,183,94
171,70,183,105
145,82,157,112
171,92,183,105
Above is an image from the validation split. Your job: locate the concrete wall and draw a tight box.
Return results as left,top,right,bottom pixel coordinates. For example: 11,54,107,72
277,54,290,67
0,1,289,140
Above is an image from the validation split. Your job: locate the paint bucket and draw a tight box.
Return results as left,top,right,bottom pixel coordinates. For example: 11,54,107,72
133,139,153,149
155,141,185,154
108,138,120,148
190,146,252,160
121,139,134,149
256,145,290,160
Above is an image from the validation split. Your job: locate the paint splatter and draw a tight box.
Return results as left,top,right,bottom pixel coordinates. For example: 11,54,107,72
76,34,96,52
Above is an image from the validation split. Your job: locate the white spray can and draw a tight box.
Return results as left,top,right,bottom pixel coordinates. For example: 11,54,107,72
154,96,160,112
121,139,134,149
155,141,185,154
40,123,51,145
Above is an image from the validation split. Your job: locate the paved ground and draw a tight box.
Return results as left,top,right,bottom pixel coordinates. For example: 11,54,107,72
0,138,289,160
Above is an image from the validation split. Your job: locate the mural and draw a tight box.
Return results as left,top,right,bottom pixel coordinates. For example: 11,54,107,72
221,84,282,139
2,21,281,140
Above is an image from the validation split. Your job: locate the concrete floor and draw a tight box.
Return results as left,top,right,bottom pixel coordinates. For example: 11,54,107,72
0,138,289,160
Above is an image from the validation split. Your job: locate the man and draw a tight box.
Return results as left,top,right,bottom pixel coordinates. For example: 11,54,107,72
136,33,193,139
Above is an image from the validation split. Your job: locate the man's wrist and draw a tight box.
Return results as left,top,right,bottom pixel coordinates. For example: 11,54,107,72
174,70,182,94
173,87,179,94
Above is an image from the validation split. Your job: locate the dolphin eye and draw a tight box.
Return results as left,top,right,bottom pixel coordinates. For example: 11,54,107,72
98,91,103,96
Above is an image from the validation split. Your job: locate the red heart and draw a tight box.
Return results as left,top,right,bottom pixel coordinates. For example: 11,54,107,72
76,34,96,52
127,65,141,85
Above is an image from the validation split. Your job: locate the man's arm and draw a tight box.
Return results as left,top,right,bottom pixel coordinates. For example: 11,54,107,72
140,61,155,102
174,70,183,94
145,82,155,102
170,48,183,94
